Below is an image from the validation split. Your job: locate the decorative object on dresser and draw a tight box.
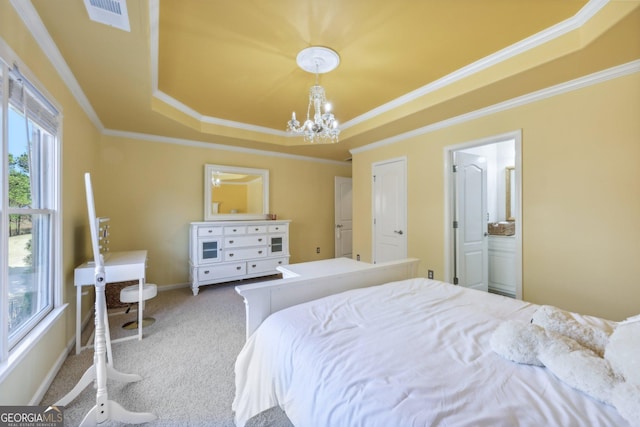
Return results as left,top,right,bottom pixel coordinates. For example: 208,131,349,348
189,220,290,296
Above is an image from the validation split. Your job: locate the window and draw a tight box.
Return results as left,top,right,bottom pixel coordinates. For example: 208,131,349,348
1,56,60,358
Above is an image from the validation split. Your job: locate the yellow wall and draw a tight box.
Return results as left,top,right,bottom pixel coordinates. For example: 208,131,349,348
94,135,351,287
353,71,640,321
0,1,102,404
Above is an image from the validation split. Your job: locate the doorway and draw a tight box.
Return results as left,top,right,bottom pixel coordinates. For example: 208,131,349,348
453,151,489,292
334,176,353,258
444,131,522,299
372,157,407,264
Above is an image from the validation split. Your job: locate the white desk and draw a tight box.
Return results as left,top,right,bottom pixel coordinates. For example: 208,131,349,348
74,250,148,355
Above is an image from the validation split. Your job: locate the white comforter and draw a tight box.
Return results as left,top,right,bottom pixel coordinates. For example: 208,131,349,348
233,278,626,426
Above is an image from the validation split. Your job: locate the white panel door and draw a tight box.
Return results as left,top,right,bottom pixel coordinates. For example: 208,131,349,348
334,176,353,258
373,159,407,264
454,152,488,291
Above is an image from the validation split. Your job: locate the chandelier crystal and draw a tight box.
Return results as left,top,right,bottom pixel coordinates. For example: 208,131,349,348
286,47,340,144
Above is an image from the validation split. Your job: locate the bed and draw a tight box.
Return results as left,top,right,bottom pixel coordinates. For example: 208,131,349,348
233,276,628,426
235,257,420,340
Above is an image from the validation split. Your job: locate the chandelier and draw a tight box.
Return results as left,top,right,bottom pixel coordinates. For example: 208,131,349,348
286,47,340,144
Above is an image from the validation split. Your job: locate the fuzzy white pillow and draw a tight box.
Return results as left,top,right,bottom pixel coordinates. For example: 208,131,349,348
605,315,640,426
532,305,610,357
605,314,640,385
490,320,584,367
538,340,618,406
492,310,640,426
490,320,546,366
611,382,640,427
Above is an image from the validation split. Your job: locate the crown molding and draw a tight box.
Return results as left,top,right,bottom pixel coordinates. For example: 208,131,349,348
10,0,104,132
350,60,640,156
152,89,288,137
341,0,609,130
148,0,610,136
102,128,350,166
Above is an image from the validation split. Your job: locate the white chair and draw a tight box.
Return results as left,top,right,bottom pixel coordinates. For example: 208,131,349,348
120,283,157,329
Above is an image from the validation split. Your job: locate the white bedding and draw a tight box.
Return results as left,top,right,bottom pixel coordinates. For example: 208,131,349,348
233,278,626,426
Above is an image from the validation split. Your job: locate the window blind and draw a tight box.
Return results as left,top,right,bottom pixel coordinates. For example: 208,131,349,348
3,66,59,134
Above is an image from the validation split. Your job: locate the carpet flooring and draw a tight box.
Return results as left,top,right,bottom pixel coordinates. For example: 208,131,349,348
41,283,293,426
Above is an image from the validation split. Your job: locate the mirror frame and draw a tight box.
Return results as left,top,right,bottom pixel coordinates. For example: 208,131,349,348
204,164,269,221
505,166,515,221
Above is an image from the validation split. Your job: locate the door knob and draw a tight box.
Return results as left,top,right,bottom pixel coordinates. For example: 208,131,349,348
394,230,404,235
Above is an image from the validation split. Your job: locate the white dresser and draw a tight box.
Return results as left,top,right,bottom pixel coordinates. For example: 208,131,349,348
189,220,290,295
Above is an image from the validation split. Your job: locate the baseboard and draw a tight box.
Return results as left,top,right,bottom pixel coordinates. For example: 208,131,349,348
157,282,190,291
29,331,76,405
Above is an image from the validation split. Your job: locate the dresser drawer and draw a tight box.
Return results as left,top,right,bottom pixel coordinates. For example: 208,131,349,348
224,226,246,235
225,235,267,248
224,247,267,261
247,225,268,234
197,226,222,237
268,224,287,233
247,257,288,274
197,263,245,281
190,220,290,296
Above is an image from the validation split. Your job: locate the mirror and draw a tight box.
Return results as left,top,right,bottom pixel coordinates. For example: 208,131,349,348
505,166,515,221
204,164,269,221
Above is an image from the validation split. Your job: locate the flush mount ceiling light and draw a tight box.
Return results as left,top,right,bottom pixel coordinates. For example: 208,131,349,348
286,46,340,144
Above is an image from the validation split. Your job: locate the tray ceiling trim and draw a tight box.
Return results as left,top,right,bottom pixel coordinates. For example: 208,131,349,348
148,0,608,137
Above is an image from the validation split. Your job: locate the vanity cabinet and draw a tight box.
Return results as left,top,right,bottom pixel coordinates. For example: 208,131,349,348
189,220,290,295
488,235,516,297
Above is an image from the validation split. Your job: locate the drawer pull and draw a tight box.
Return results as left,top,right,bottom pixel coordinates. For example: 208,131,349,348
251,264,257,268
278,261,282,264
207,229,213,234
204,270,210,274
258,238,263,242
229,240,234,244
236,266,242,270
258,251,263,254
229,253,234,257
254,228,259,231
233,229,237,232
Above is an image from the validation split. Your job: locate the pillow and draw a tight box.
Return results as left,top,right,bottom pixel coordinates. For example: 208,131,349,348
490,320,546,366
605,314,640,385
531,305,611,356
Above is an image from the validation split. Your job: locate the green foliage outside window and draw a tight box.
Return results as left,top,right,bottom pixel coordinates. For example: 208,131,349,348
8,152,32,236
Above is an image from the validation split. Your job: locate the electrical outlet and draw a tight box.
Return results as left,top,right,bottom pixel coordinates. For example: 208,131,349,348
428,270,434,279
356,254,360,261
316,247,320,254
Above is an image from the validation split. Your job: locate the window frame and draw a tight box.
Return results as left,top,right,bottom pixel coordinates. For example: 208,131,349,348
0,39,63,377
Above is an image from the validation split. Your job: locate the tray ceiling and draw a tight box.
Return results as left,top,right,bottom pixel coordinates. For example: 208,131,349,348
25,0,640,160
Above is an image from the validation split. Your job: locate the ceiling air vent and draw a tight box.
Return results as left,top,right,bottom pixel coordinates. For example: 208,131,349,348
83,0,130,32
